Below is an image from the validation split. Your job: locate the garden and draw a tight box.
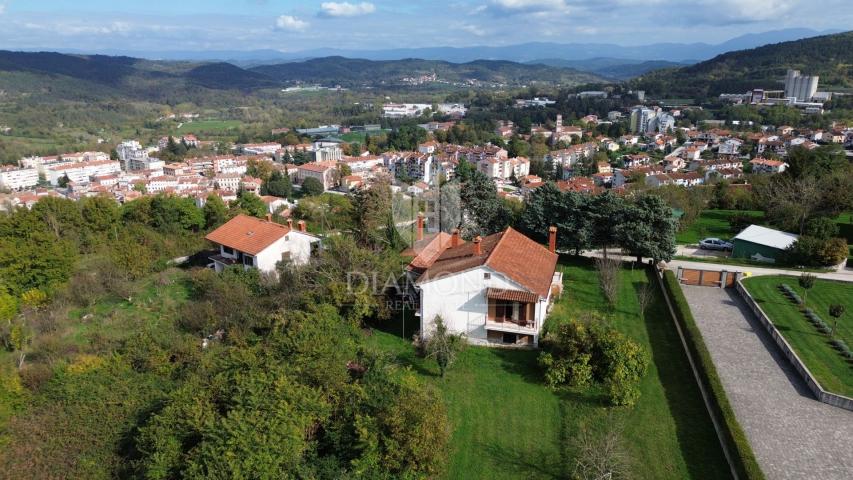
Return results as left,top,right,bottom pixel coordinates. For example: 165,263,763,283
742,275,853,398
367,258,733,479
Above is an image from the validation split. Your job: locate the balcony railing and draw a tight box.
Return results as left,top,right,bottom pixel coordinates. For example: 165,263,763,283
486,316,536,332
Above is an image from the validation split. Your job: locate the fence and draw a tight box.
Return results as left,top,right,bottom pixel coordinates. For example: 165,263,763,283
678,267,739,288
736,280,853,411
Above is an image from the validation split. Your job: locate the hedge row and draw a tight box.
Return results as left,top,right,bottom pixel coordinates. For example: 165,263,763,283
779,284,803,305
661,271,766,480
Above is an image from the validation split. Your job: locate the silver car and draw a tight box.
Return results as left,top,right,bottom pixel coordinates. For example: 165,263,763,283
699,238,733,251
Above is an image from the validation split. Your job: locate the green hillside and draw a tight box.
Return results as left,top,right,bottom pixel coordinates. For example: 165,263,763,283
632,31,853,100
251,56,607,87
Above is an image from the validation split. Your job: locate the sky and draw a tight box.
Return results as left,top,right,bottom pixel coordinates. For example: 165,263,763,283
0,0,851,53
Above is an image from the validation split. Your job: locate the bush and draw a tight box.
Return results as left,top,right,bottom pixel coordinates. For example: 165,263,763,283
786,236,849,267
539,317,648,407
662,271,765,480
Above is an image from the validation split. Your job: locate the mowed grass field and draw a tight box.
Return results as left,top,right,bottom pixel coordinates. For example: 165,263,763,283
676,209,765,245
743,275,853,398
367,258,730,479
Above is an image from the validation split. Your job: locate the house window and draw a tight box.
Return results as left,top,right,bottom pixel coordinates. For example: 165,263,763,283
242,255,254,267
285,235,290,242
222,246,234,255
483,272,491,280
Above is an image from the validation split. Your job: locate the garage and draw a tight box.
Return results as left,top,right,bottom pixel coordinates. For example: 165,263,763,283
731,225,799,263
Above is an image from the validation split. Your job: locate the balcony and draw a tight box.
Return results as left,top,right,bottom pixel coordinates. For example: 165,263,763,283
485,316,536,334
485,288,537,334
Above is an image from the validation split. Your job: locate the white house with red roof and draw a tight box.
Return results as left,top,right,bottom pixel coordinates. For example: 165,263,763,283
205,214,319,273
407,221,562,347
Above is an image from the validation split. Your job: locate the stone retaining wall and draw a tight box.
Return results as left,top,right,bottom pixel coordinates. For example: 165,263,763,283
736,280,853,412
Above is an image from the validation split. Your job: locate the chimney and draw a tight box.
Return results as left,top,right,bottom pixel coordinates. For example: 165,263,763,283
265,213,272,222
286,218,293,229
297,220,307,232
451,229,460,247
548,226,557,254
416,212,424,241
473,236,482,256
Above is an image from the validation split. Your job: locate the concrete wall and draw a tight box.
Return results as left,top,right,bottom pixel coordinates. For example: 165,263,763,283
737,280,853,411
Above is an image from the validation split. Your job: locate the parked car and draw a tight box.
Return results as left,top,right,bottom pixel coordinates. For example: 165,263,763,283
699,238,733,251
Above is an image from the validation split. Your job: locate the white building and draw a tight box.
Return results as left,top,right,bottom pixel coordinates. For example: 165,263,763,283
630,107,656,134
411,227,561,347
45,160,122,186
241,143,282,156
0,166,39,191
382,103,431,118
117,140,151,171
205,214,320,274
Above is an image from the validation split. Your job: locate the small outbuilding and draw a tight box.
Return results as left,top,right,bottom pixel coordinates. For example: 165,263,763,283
731,225,798,263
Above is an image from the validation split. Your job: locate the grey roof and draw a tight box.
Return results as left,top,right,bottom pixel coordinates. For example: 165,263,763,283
733,225,798,250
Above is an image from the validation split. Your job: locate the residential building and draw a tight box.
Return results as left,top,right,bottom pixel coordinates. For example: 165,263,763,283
206,214,320,274
630,107,657,134
412,227,562,346
0,166,39,191
297,162,338,190
749,158,788,174
45,160,122,186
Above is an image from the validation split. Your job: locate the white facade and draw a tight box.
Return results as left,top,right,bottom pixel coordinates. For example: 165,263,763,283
213,230,317,274
46,160,122,186
418,266,556,347
0,167,39,190
117,140,150,171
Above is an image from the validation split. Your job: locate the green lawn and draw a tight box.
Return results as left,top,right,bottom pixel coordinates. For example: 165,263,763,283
367,258,730,479
742,275,853,398
677,210,765,245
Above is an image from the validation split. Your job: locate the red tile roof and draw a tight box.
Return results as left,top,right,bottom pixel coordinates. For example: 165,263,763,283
417,227,557,297
205,214,290,255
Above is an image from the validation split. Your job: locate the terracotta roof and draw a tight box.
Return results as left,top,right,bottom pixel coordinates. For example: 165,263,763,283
205,214,290,255
404,232,458,272
417,227,557,297
486,287,539,304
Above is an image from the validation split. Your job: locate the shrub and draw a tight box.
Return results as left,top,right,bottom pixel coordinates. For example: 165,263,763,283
786,236,849,267
539,318,648,407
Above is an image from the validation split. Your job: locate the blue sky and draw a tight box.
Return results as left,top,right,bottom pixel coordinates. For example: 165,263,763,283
0,0,850,52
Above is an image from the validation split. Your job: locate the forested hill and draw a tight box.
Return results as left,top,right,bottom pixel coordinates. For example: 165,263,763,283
250,56,608,87
632,31,853,100
0,50,608,102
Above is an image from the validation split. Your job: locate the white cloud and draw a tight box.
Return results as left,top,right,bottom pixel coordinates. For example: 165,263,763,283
319,2,376,17
703,0,795,21
490,0,570,14
461,23,486,36
0,3,7,15
275,15,308,31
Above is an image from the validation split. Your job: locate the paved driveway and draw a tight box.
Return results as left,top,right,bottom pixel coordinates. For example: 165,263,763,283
681,285,853,480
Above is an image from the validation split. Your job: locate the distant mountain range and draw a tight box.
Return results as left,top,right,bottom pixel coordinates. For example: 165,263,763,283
0,51,606,101
632,31,853,99
28,28,840,68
